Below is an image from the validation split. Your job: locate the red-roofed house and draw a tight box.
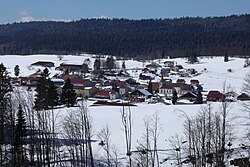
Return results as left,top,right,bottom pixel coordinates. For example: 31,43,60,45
94,89,119,100
207,91,225,102
62,75,93,87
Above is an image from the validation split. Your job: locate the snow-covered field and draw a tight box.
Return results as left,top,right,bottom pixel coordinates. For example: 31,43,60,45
1,54,250,166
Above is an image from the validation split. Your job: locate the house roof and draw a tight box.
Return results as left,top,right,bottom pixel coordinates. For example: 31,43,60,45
62,75,89,85
179,92,197,99
130,89,152,96
59,63,88,71
60,62,85,66
146,62,162,68
95,89,115,97
176,79,186,83
164,61,175,64
190,79,200,84
31,61,55,67
160,83,192,91
237,93,250,101
107,80,126,88
138,89,152,96
207,91,224,99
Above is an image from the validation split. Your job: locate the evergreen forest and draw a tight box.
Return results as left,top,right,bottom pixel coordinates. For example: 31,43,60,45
0,14,250,58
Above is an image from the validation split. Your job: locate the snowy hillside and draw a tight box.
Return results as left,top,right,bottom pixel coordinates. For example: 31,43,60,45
1,54,250,166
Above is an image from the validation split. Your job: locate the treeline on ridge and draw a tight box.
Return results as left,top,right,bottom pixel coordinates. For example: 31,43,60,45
0,14,250,58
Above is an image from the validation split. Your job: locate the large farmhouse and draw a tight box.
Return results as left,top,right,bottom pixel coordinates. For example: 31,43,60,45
159,83,192,97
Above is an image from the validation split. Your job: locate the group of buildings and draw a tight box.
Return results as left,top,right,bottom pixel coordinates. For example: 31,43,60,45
16,59,250,104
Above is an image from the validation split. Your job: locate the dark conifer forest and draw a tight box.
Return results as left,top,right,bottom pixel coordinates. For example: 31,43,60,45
0,14,250,58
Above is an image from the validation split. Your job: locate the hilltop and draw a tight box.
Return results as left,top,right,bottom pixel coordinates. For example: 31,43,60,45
0,14,250,58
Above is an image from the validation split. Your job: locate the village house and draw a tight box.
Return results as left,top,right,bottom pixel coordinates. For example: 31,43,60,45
171,66,179,72
125,78,139,87
20,76,41,86
146,62,162,70
148,81,160,94
207,90,225,102
237,93,250,101
75,86,99,98
20,70,44,86
142,68,150,73
159,83,193,97
178,92,197,102
58,62,89,74
117,70,130,78
139,73,155,80
61,74,96,96
51,78,64,87
163,61,175,67
187,68,197,74
161,68,170,77
175,65,183,69
190,79,200,86
94,89,120,100
129,89,152,102
105,79,130,97
176,79,186,84
62,75,94,87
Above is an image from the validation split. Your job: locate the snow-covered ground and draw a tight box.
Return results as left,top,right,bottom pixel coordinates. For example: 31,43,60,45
1,54,250,166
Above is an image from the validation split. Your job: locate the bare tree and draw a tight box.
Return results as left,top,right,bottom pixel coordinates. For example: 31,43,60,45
97,124,121,166
169,135,186,167
121,106,132,166
63,100,94,167
98,125,112,166
134,112,162,167
240,71,250,157
180,100,234,167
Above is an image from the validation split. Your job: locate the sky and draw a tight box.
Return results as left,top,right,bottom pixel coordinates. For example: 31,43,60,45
1,0,250,24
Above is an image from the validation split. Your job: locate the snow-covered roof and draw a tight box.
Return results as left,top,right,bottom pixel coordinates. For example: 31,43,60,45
137,89,152,96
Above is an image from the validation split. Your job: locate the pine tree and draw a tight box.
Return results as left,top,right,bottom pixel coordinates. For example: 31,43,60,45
0,63,13,165
34,79,59,110
47,80,59,109
0,63,12,98
61,78,77,107
14,105,27,167
14,65,20,77
195,90,203,104
42,67,49,78
188,52,198,64
172,89,178,105
224,53,229,62
122,60,126,70
106,56,115,70
34,78,49,111
94,58,101,70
